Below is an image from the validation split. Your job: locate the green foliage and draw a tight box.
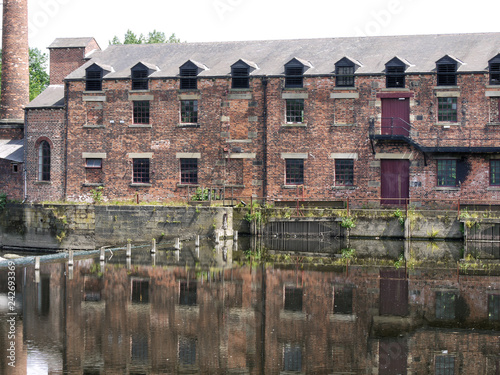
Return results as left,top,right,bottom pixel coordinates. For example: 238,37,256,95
109,29,181,45
0,192,7,210
427,227,439,239
90,186,104,204
191,187,209,201
393,208,405,226
341,216,356,229
245,210,262,224
394,253,405,269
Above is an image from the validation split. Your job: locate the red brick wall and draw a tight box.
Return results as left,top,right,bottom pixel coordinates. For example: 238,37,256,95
25,108,66,202
0,159,23,199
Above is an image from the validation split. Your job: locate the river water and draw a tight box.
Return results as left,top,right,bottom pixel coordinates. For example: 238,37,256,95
0,238,499,374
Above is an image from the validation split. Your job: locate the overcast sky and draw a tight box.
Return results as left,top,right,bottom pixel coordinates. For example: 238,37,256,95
21,0,500,52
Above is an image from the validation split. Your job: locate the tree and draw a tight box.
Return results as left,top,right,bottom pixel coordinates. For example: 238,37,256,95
109,29,181,45
0,48,50,101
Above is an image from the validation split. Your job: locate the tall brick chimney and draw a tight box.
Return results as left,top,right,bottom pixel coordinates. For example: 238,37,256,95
0,0,29,123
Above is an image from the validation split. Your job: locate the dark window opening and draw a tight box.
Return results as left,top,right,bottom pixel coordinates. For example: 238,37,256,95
180,68,198,90
133,101,150,124
336,65,355,87
133,158,150,184
334,285,353,314
437,63,457,86
438,97,457,122
179,337,197,366
85,158,102,169
11,163,19,173
489,294,500,321
180,158,198,184
284,286,303,311
386,65,406,88
131,280,149,303
490,160,500,186
435,291,457,320
490,63,500,85
38,141,50,181
285,66,303,88
437,160,457,187
285,159,304,185
180,100,198,123
232,67,250,89
286,99,304,123
335,159,354,186
180,281,197,306
86,68,102,91
132,68,149,90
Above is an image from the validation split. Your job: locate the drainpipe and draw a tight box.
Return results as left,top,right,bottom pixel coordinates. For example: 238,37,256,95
63,81,69,201
23,109,28,202
262,77,268,201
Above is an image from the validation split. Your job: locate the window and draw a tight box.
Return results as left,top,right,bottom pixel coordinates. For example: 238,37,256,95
386,66,405,88
133,158,150,183
133,100,150,124
489,294,500,321
437,61,457,86
11,163,19,173
180,281,197,306
335,57,356,87
284,286,303,311
333,285,353,314
335,159,354,186
438,97,457,122
131,279,149,304
286,99,304,123
180,67,198,90
180,158,198,184
435,355,455,375
85,65,103,91
232,67,250,89
285,66,303,88
435,291,456,319
131,67,149,90
85,158,102,169
178,337,197,366
180,100,198,123
437,160,457,187
489,55,500,85
491,160,500,186
38,140,50,181
285,159,304,185
283,343,302,372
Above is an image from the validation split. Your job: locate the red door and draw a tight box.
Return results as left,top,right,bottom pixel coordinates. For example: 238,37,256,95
381,98,410,136
381,160,409,205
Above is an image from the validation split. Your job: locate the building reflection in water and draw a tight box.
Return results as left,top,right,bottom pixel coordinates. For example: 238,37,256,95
0,240,499,374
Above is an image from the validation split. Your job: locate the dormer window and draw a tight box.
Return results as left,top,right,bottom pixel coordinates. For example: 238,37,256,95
335,57,359,87
284,58,311,88
180,60,206,90
436,56,458,86
385,58,407,88
131,65,149,90
85,65,103,91
489,54,500,85
231,59,258,89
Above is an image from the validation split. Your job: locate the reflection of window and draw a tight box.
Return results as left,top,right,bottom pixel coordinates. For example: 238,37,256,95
179,337,197,365
131,279,149,303
490,160,500,186
438,97,457,122
489,294,500,321
131,333,149,362
435,291,456,320
283,343,302,372
284,286,303,312
38,274,50,316
180,281,197,306
435,355,455,375
334,285,353,314
437,160,457,187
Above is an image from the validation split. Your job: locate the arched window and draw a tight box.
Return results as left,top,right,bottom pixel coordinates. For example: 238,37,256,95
38,141,50,181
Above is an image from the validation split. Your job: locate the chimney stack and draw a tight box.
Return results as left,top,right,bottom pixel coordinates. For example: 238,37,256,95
0,0,30,123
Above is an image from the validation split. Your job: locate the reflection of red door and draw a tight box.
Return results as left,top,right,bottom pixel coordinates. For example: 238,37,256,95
381,98,410,136
381,160,409,205
380,269,408,316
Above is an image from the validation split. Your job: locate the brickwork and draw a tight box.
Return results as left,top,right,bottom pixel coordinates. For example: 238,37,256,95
25,109,66,202
0,126,23,140
0,0,29,121
0,159,22,199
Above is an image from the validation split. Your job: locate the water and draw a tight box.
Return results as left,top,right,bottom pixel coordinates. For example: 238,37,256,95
0,239,499,374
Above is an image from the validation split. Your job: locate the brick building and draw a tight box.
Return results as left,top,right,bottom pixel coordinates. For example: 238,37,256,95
22,32,500,205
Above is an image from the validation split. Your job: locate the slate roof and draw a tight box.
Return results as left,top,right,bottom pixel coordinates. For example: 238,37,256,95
64,32,500,80
25,85,65,109
48,37,97,49
0,139,23,162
